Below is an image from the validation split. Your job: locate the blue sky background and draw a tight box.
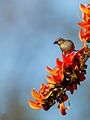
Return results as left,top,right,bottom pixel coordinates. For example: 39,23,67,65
0,0,90,120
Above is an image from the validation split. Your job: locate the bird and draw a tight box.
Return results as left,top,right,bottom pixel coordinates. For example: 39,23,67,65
54,38,75,55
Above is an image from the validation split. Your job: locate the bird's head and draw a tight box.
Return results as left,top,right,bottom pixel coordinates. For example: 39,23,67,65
53,38,65,46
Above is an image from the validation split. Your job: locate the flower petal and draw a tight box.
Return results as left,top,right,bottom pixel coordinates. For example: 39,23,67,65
59,102,67,115
80,4,88,14
46,66,58,76
83,13,88,21
87,4,90,7
62,53,75,65
77,21,90,28
46,76,56,84
53,74,64,83
59,101,70,115
79,28,86,42
79,29,90,43
31,88,43,100
28,100,42,110
56,58,63,67
58,70,64,81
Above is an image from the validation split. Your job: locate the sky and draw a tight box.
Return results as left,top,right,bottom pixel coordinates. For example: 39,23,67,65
0,0,90,120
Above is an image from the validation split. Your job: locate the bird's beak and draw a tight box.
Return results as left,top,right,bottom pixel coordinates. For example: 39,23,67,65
53,41,58,44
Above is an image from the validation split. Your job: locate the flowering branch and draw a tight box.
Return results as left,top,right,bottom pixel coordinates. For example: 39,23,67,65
28,3,90,115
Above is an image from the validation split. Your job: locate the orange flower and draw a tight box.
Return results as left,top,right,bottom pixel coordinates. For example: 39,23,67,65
28,100,42,110
58,101,70,115
46,66,58,76
62,52,75,66
80,4,90,17
28,88,43,110
79,27,90,44
59,102,66,115
46,68,64,84
78,21,90,30
79,28,88,42
28,84,52,110
78,4,90,43
46,76,57,84
31,88,44,101
46,58,64,84
56,58,63,67
28,3,90,116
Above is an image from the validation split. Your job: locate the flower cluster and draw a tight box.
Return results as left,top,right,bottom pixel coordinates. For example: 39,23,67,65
28,3,90,115
78,4,90,44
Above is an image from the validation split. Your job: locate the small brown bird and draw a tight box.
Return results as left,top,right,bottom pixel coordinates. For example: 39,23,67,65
54,38,75,55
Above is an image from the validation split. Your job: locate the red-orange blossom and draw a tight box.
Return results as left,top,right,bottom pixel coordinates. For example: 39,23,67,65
28,3,90,115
